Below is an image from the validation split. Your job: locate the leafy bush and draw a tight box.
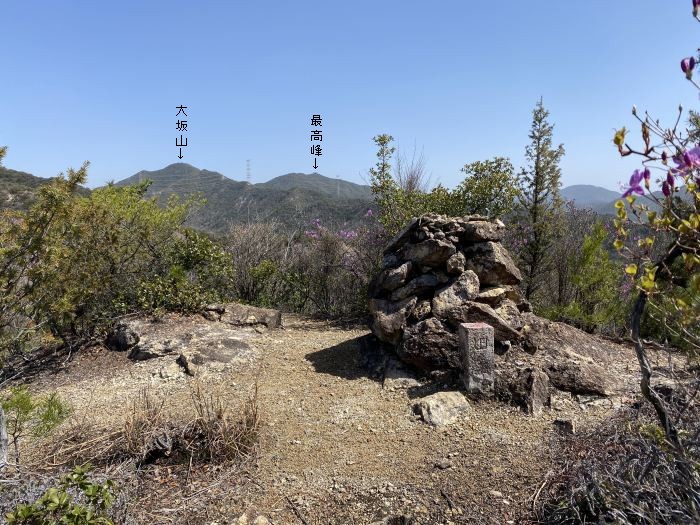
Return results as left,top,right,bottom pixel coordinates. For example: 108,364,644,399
136,230,234,313
242,259,277,308
368,135,519,236
455,157,520,217
6,465,115,525
610,3,699,449
0,164,234,360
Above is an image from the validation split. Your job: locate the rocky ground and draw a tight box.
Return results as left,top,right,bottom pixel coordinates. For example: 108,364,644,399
4,307,679,525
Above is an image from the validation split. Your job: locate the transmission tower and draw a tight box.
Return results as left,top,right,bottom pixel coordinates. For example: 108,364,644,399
246,159,251,183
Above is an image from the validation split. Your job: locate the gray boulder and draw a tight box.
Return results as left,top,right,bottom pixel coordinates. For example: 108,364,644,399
413,391,470,426
377,262,412,292
220,303,282,328
431,270,480,318
105,324,139,352
463,241,522,286
446,252,466,275
544,359,611,396
461,220,505,242
496,365,550,415
445,301,522,342
475,286,509,306
390,273,439,302
400,239,456,268
515,367,550,415
369,296,417,345
495,299,524,330
398,317,460,370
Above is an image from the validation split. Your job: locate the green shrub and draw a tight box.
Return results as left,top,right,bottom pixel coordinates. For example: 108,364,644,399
136,230,234,312
368,135,520,236
6,465,115,525
0,165,234,359
248,259,277,307
226,221,287,305
455,157,520,217
2,386,71,464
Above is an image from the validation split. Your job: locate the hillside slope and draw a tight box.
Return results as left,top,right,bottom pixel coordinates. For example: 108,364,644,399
0,167,90,210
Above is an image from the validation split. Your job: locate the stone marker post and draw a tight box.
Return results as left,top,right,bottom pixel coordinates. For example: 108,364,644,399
458,322,494,396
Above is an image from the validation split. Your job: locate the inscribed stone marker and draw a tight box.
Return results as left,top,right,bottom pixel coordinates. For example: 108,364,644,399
458,322,494,395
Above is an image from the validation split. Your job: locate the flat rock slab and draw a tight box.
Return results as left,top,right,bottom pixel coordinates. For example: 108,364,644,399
399,239,456,268
123,316,260,373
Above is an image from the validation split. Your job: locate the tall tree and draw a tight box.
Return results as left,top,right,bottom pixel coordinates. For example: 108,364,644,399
368,134,401,233
517,99,565,301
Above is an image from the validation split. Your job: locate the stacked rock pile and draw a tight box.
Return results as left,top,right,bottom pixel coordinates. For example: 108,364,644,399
369,214,531,372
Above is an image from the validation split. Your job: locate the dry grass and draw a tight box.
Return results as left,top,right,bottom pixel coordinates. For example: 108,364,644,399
528,404,700,524
36,382,260,470
123,388,167,460
1,383,260,525
186,382,259,463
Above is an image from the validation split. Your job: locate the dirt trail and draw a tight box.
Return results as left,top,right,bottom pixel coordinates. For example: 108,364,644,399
17,314,646,524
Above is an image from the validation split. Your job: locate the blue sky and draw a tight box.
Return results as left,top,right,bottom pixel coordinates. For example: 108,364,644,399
2,1,699,190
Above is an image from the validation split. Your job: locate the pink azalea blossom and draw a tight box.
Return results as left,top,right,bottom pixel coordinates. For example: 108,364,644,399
622,169,645,197
672,146,700,176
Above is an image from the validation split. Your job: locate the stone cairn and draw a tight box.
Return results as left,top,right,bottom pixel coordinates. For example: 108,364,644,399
368,214,530,377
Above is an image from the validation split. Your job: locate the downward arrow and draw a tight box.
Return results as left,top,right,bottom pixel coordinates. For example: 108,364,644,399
313,158,318,169
178,148,183,159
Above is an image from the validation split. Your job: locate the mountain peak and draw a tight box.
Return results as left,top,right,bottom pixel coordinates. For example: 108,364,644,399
261,172,372,200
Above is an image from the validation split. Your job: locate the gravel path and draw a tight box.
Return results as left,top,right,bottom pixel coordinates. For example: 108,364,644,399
18,313,646,524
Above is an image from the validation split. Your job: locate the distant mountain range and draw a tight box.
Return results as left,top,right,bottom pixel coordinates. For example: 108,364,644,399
114,163,373,232
2,162,630,232
560,184,622,214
